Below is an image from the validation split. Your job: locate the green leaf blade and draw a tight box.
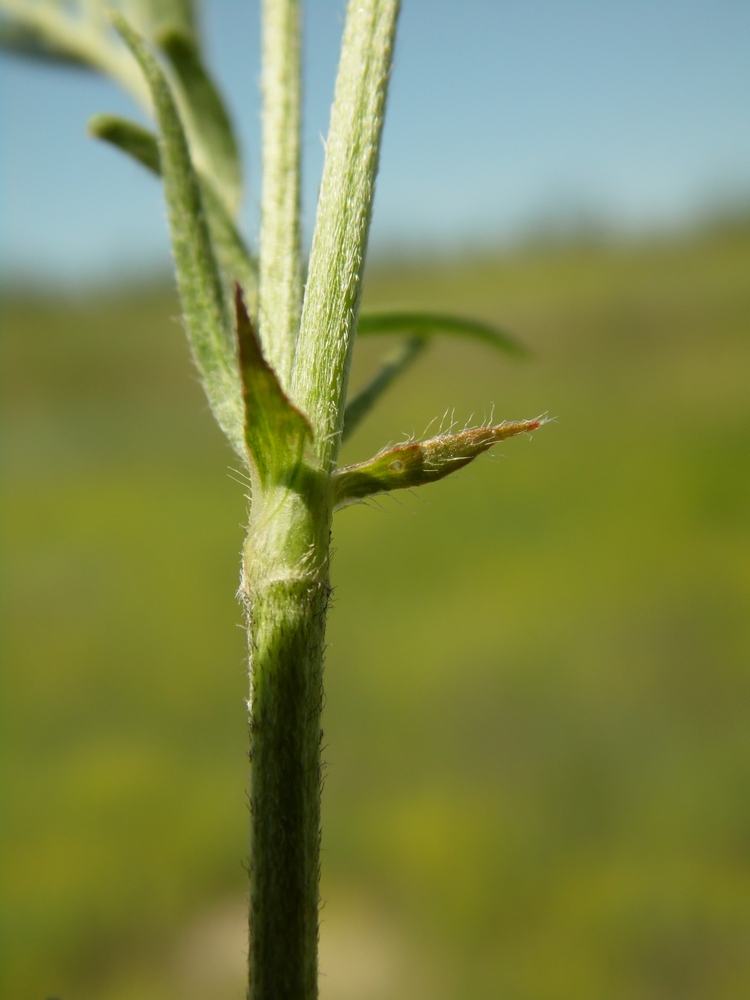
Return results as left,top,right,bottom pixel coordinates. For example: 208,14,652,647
88,112,162,174
0,17,92,66
0,1,150,107
201,182,259,319
111,11,246,458
88,111,258,314
235,289,312,494
357,309,529,357
158,25,242,217
127,0,198,41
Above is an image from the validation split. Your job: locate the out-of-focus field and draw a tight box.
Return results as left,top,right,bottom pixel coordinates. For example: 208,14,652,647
3,225,750,1000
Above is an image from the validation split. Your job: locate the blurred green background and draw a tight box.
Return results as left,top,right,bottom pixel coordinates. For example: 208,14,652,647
3,223,750,999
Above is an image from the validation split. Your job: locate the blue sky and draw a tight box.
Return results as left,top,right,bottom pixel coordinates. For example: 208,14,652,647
2,0,750,281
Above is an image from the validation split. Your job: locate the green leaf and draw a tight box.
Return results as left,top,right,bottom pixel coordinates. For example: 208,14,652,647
88,112,161,173
342,336,427,443
333,418,543,509
200,181,259,319
357,310,529,357
126,0,197,41
0,17,92,66
125,2,241,215
0,2,150,107
292,0,400,471
158,24,242,216
235,288,312,494
111,11,246,458
87,111,258,312
341,309,525,443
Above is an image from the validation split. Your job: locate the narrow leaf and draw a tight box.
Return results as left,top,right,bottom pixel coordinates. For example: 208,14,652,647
235,288,312,493
125,0,197,41
333,419,543,509
357,310,528,357
111,11,246,457
292,0,400,470
201,182,259,318
158,25,242,216
88,112,161,173
88,111,258,311
0,18,92,66
0,2,151,107
258,0,302,390
342,336,427,443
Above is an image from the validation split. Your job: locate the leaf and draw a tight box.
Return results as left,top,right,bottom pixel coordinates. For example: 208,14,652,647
341,311,525,443
0,2,151,107
158,24,242,216
333,418,543,509
125,0,197,41
87,111,258,312
111,11,246,458
291,0,401,470
200,181,259,319
342,336,427,443
235,288,312,493
131,0,242,216
88,112,161,173
357,310,528,357
0,17,91,66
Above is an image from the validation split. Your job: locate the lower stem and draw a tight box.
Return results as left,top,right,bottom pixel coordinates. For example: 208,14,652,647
242,489,330,1000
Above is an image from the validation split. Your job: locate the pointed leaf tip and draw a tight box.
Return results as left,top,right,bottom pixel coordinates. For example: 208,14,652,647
333,418,543,508
235,288,312,493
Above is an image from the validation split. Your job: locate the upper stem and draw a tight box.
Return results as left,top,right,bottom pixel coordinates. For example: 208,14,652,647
259,0,303,391
292,0,400,471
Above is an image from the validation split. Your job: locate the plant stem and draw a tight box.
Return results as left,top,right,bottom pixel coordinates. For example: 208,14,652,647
259,0,303,390
293,0,400,470
242,479,331,1000
244,3,399,995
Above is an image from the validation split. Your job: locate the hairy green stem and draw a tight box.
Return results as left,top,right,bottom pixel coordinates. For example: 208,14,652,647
242,479,331,1000
0,5,541,1000
243,5,400,995
293,0,400,470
